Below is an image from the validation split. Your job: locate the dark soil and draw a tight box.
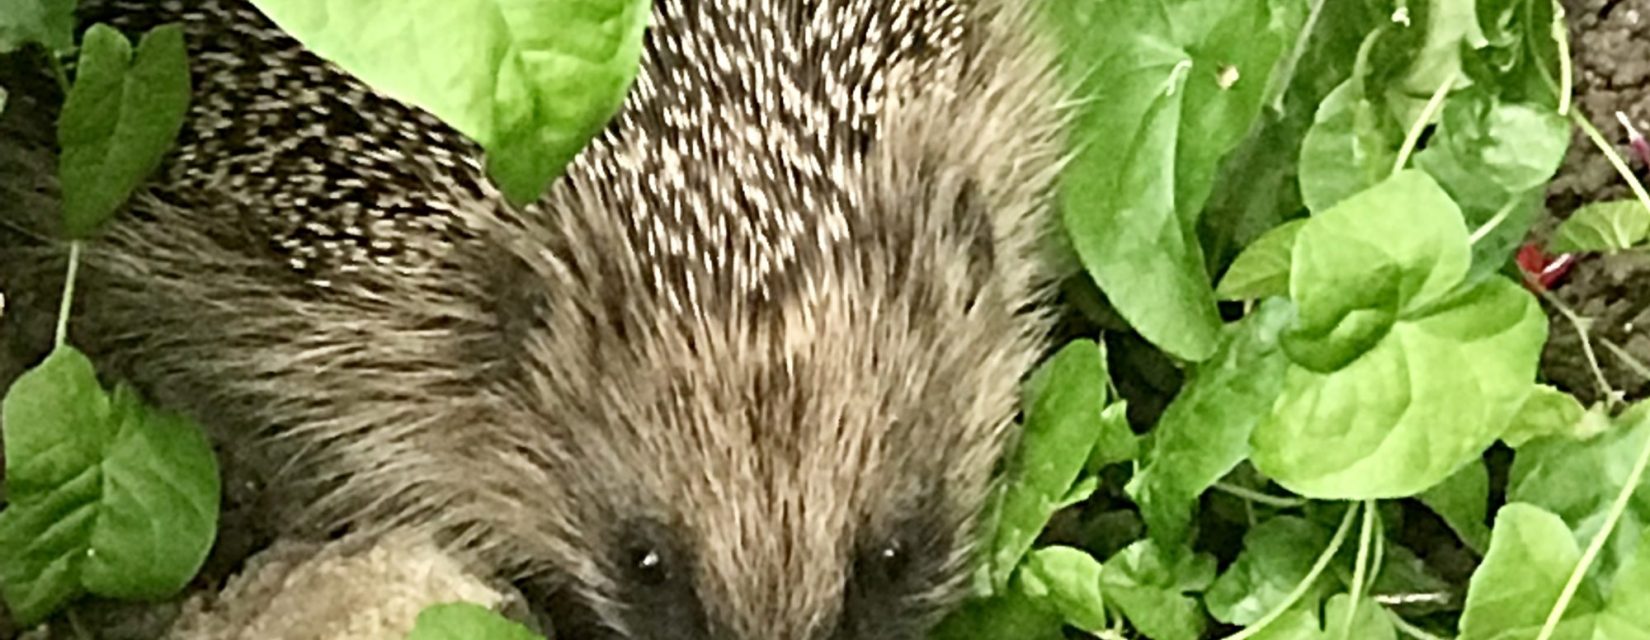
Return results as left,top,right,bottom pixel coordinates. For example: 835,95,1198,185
1542,0,1650,406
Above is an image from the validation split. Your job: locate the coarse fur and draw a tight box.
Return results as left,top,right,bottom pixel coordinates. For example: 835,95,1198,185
0,0,1069,638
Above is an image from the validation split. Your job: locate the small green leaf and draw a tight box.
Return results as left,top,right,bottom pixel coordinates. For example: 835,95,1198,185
1502,384,1589,448
1099,540,1214,640
1459,503,1600,640
1086,401,1138,472
931,587,1066,640
407,603,539,640
1217,219,1306,301
1127,299,1292,545
1508,405,1650,581
1017,546,1106,633
1418,459,1492,554
0,0,76,54
0,347,112,625
81,385,220,599
1051,0,1304,361
986,340,1110,591
0,346,220,624
1206,516,1335,626
247,0,650,205
57,23,192,238
1298,75,1400,214
1550,200,1650,254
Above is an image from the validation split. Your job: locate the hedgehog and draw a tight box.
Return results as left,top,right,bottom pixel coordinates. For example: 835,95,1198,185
0,0,1069,637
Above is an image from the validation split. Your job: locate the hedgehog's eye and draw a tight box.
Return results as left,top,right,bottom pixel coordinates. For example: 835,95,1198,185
864,541,912,584
630,546,669,586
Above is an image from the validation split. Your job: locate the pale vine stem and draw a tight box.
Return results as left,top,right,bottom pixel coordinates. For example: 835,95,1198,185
53,240,81,349
1571,110,1650,221
1386,609,1448,640
1341,501,1377,638
1553,0,1572,116
1212,481,1308,509
1539,288,1617,407
1224,504,1359,640
1392,73,1458,175
1534,408,1650,640
1600,338,1650,382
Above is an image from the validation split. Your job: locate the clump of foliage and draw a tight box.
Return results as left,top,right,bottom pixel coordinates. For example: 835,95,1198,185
5,0,1650,638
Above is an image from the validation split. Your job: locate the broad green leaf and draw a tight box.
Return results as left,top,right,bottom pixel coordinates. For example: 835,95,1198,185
1508,405,1650,581
1472,0,1564,107
1017,546,1106,633
407,603,539,640
1503,384,1590,448
80,385,220,599
0,347,112,624
248,0,650,205
1418,458,1492,553
1320,594,1397,640
1206,516,1336,626
0,346,220,624
0,0,75,54
57,23,191,238
1459,503,1602,640
1100,540,1214,640
986,340,1110,591
1550,200,1650,254
1256,277,1546,499
1384,0,1483,126
1127,299,1292,544
1201,0,1383,270
1298,71,1400,213
1217,220,1307,300
1413,92,1570,276
931,587,1066,640
1052,0,1304,361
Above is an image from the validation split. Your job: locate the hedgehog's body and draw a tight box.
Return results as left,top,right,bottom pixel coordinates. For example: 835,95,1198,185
0,0,1067,637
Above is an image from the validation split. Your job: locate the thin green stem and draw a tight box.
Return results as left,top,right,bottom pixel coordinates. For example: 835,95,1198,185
1553,0,1572,116
1469,198,1520,246
49,55,71,95
1225,505,1359,640
1342,501,1377,639
1535,409,1650,640
1386,609,1448,640
1572,110,1650,224
1213,481,1309,509
1600,338,1650,382
1393,73,1457,176
54,240,82,349
1538,288,1617,407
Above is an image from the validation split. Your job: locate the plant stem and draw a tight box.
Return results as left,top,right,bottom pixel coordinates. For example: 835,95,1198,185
1539,288,1618,407
1535,409,1650,640
1342,501,1377,639
1225,504,1359,640
1392,73,1457,176
49,55,71,95
54,240,82,349
1600,337,1650,382
1572,110,1650,223
1386,609,1447,640
1212,481,1308,508
1552,0,1572,116
1469,198,1520,246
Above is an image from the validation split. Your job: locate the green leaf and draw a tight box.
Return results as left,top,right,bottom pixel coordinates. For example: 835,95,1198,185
1297,46,1402,214
1100,540,1214,640
1319,593,1398,640
1459,503,1601,640
1052,0,1304,361
1127,299,1292,544
247,0,650,205
1253,171,1547,499
1017,546,1107,633
1550,200,1650,254
80,385,220,599
0,346,220,624
986,340,1110,591
931,588,1066,640
56,23,192,238
1508,406,1650,581
1206,516,1336,626
0,347,112,624
1418,458,1492,553
1256,277,1546,499
1086,401,1138,472
0,0,75,54
1218,220,1307,300
1412,92,1570,276
1503,384,1590,448
407,603,539,640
